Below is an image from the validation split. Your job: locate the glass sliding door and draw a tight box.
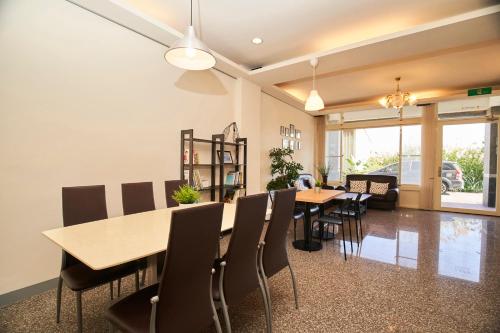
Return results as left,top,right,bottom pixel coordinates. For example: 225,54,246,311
437,121,498,213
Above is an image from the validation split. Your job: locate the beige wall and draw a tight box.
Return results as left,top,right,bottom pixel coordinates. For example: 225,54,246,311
260,93,316,191
0,0,239,294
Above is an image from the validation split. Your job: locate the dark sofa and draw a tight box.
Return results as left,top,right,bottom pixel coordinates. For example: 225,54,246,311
336,174,399,210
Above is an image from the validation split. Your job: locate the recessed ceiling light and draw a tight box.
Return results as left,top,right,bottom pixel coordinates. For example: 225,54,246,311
252,37,263,45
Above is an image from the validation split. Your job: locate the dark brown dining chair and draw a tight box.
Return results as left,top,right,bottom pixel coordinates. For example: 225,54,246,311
213,193,271,333
259,188,299,313
164,179,187,208
121,181,156,288
105,203,225,333
57,185,139,333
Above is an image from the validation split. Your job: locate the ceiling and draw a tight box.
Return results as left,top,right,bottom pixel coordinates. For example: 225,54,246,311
73,0,500,113
114,0,496,69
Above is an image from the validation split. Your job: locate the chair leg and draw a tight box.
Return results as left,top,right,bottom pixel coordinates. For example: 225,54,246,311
56,276,63,323
354,215,359,244
117,278,121,297
288,263,299,309
109,281,114,300
108,322,116,333
347,217,353,252
359,213,363,238
76,291,83,333
293,218,297,241
258,276,272,333
340,223,347,261
258,244,272,325
135,270,140,291
141,269,146,287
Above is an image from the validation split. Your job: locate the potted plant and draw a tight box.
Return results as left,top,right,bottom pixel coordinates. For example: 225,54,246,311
266,147,304,191
316,164,331,186
314,180,322,193
172,184,201,207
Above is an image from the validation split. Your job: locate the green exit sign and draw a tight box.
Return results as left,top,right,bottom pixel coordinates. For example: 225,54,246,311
468,87,492,96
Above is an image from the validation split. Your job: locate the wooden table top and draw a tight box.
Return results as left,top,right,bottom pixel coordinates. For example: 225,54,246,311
42,202,236,270
295,189,345,204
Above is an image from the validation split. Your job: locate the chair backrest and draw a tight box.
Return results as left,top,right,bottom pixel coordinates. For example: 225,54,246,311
62,185,108,268
340,198,353,215
262,188,296,278
164,180,187,208
121,181,155,215
223,193,268,306
296,173,315,190
156,203,224,332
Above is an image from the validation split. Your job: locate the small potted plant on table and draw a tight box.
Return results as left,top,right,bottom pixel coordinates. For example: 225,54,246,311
172,184,201,208
314,180,322,193
316,164,331,186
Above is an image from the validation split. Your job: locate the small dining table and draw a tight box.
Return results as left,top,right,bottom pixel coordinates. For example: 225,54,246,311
43,202,237,285
293,189,344,252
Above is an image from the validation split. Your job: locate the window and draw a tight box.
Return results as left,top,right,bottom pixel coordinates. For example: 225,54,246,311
401,125,422,185
343,126,400,180
325,130,341,181
325,125,422,185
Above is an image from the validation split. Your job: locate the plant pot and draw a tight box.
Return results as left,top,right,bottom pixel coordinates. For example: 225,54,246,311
322,175,328,185
178,203,198,208
314,187,321,193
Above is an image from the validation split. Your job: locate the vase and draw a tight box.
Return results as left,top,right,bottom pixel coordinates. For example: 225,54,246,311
314,187,321,193
322,175,328,185
178,203,198,208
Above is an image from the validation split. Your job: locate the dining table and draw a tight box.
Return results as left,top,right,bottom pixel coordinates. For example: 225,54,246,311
293,189,345,252
42,202,237,285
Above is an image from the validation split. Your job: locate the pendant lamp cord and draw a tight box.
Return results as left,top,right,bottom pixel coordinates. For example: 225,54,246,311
313,65,316,90
190,0,193,26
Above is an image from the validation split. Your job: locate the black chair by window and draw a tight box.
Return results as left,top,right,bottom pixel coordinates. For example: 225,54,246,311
121,181,157,288
58,185,139,333
332,192,363,242
260,188,300,316
164,180,187,208
313,198,353,261
213,193,271,333
105,203,225,333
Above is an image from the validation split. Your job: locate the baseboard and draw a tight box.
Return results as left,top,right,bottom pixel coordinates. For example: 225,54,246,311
0,277,59,308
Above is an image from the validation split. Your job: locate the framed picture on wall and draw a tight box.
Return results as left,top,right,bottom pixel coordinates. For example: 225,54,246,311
297,141,302,150
290,140,295,150
280,126,285,136
285,128,289,137
290,124,295,138
296,130,301,139
282,138,289,148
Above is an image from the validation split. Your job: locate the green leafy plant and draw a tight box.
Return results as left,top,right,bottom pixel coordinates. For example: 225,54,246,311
266,147,304,191
315,180,322,187
172,184,201,204
316,164,331,177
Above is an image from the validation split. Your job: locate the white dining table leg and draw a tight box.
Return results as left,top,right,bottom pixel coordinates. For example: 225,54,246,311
146,254,158,285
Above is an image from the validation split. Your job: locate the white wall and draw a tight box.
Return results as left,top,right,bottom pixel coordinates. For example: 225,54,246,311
260,93,316,191
0,0,238,294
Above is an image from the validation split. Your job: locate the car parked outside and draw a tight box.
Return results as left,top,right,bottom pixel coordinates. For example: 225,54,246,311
367,160,464,194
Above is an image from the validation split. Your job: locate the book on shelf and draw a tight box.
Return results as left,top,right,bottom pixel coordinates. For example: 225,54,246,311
225,171,238,186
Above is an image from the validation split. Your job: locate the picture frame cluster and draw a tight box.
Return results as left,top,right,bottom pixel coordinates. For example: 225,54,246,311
280,124,302,150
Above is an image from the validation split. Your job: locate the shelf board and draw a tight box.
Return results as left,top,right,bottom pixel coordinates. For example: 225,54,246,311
198,184,246,191
184,138,246,146
183,163,247,168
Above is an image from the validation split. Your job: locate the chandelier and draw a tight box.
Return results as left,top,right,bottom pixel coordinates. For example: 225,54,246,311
378,77,417,110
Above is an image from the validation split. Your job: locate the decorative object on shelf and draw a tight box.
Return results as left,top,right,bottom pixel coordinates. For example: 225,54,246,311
290,124,295,138
266,147,304,191
164,0,215,70
282,138,289,149
305,58,325,111
192,170,202,189
225,171,238,186
183,170,190,184
316,164,331,185
223,188,241,203
222,122,240,143
172,184,201,206
217,150,233,164
193,151,199,164
296,130,301,139
314,180,322,193
183,148,190,164
379,77,417,111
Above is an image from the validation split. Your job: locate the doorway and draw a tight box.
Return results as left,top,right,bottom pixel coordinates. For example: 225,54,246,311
435,120,498,214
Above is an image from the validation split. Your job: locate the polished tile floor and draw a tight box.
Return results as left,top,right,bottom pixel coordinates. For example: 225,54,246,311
1,208,499,332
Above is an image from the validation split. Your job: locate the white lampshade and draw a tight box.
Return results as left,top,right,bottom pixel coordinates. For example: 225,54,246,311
164,26,216,70
305,89,325,111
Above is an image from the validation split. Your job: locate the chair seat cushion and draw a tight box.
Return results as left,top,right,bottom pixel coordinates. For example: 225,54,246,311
61,261,137,291
105,284,158,333
293,210,305,220
333,208,356,217
317,215,342,225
